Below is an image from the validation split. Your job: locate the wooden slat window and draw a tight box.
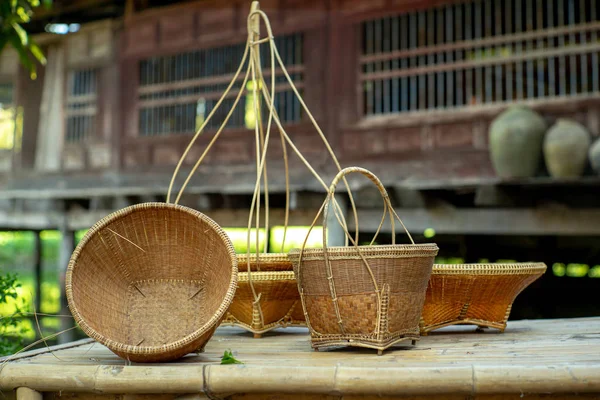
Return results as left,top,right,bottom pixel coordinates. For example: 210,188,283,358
360,0,600,116
66,68,98,142
137,33,304,137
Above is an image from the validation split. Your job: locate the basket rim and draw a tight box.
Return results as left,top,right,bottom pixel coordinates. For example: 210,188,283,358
431,262,547,275
65,202,238,357
237,270,296,281
237,252,289,262
287,243,439,261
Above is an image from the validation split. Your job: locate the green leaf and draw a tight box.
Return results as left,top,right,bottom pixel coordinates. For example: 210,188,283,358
220,349,244,365
11,22,28,46
16,6,30,23
28,38,45,65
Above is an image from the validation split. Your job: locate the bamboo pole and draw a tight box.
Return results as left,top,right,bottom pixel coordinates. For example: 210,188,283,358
2,363,600,395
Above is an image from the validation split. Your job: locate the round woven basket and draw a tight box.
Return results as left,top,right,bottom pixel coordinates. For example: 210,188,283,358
66,202,237,362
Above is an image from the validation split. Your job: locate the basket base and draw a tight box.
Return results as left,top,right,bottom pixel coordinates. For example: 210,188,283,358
221,319,307,336
221,310,306,337
420,318,507,335
310,334,420,354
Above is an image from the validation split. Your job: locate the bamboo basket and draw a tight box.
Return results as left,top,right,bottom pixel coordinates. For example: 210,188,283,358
289,167,439,355
420,263,547,334
222,253,305,337
66,203,237,362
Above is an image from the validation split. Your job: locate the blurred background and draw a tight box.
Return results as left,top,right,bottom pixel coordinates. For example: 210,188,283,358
1,0,600,355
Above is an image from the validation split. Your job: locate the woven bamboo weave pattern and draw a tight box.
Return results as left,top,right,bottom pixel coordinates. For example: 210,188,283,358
421,263,547,334
222,254,306,335
66,202,238,362
290,167,439,353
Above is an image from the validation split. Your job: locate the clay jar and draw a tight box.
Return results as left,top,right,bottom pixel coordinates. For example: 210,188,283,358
489,106,547,178
543,119,591,178
589,139,600,175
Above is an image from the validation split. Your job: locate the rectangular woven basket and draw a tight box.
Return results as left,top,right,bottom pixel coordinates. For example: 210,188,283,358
420,262,547,334
222,253,305,337
289,167,439,354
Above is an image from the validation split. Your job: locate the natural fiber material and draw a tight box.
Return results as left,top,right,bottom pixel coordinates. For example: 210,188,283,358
223,256,305,336
66,202,238,362
290,167,438,354
421,263,547,334
236,253,294,272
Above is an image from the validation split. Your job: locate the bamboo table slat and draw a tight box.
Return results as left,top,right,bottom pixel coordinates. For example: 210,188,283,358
1,317,600,399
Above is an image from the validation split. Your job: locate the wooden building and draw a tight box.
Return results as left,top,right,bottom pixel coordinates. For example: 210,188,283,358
2,0,600,263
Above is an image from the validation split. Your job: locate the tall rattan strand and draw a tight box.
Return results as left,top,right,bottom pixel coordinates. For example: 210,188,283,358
165,2,360,337
420,262,547,334
289,167,439,355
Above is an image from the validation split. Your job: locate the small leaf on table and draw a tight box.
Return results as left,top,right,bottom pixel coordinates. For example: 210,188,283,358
220,349,244,364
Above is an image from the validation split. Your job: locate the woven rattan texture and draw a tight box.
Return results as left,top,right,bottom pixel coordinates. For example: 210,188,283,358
421,263,547,333
237,253,293,272
66,202,238,362
222,256,306,335
290,246,438,352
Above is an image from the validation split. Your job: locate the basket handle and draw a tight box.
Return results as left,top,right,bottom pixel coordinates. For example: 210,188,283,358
322,167,414,247
297,166,414,335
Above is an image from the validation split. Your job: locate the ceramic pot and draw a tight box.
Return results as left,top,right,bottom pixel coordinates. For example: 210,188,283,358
589,139,600,174
544,119,591,178
489,106,547,178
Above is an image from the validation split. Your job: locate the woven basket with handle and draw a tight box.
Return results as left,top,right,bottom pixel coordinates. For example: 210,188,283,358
421,262,547,334
223,253,305,336
289,167,439,354
66,203,237,363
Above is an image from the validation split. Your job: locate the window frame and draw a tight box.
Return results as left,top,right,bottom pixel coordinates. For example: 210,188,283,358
133,33,307,139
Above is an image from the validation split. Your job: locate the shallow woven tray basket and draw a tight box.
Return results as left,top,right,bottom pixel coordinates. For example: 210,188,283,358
421,263,547,334
222,253,305,337
66,202,238,362
289,167,439,354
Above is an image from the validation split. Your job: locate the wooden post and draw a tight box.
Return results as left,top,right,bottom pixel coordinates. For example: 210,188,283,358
326,194,347,247
33,231,42,323
58,228,75,344
16,387,42,400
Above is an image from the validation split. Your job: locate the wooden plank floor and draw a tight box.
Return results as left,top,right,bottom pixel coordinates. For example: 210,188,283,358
1,317,600,397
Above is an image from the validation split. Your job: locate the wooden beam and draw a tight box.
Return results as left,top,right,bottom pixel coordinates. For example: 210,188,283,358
349,207,600,236
0,209,320,231
3,206,600,236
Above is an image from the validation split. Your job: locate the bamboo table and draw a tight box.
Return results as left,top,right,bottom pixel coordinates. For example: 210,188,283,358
1,317,599,400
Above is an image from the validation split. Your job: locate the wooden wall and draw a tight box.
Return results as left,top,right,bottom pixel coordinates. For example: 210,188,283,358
6,0,600,183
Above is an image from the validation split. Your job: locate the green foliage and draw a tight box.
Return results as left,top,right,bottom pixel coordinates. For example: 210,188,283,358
0,273,30,356
220,349,243,365
0,0,53,79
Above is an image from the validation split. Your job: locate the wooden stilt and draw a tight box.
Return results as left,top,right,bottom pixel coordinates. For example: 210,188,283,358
33,230,42,321
253,333,262,339
59,228,75,344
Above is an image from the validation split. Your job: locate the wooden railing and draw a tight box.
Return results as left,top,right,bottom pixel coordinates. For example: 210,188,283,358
359,0,600,116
